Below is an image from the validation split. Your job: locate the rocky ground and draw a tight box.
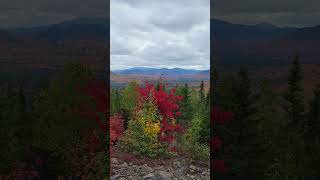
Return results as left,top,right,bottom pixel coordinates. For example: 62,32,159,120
110,155,210,180
111,158,210,180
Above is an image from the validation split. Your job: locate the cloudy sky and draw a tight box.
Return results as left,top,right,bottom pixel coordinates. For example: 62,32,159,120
111,0,210,70
0,0,108,28
212,0,320,27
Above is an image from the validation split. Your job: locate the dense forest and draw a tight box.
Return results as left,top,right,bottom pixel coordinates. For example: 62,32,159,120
212,56,320,180
0,62,108,179
110,80,210,160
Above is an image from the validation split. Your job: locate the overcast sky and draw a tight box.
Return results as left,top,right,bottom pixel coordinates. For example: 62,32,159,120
0,0,108,28
212,0,320,27
110,0,210,70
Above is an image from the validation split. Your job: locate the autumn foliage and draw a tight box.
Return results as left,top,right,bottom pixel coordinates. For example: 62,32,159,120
118,81,184,157
110,115,124,145
211,106,234,174
138,82,184,145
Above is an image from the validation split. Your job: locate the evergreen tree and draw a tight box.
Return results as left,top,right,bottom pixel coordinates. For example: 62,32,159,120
281,55,306,179
121,81,138,113
307,84,320,143
121,81,139,130
177,83,193,128
12,85,31,147
197,80,210,145
115,89,121,113
199,80,206,104
256,78,284,178
283,55,305,132
226,68,265,179
304,84,320,179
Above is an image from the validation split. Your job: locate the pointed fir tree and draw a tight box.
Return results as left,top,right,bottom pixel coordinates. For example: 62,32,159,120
226,68,266,179
199,80,206,104
281,55,307,179
283,55,305,133
177,83,193,128
307,84,320,144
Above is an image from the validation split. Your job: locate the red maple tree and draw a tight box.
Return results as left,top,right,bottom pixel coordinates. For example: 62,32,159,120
138,81,184,149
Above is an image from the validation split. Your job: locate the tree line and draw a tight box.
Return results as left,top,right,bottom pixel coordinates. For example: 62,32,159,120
111,80,211,159
213,56,320,179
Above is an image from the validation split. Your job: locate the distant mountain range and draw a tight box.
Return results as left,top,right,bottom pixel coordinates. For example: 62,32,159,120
0,17,108,87
212,18,320,66
111,67,209,87
8,17,109,44
113,67,209,77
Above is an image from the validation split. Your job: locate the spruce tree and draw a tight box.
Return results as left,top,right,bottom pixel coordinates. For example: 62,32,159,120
177,83,193,128
114,89,121,113
226,68,265,179
281,55,306,179
283,55,305,132
307,84,320,143
199,80,206,104
14,85,30,146
304,84,320,179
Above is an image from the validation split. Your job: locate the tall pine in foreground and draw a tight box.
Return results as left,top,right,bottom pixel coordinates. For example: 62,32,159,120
283,55,305,132
304,84,320,179
226,68,265,179
281,55,307,179
197,81,210,144
177,83,193,128
199,80,206,104
307,84,320,143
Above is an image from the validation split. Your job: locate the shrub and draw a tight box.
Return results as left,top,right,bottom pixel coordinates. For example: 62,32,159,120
181,116,210,160
119,82,183,157
110,115,124,145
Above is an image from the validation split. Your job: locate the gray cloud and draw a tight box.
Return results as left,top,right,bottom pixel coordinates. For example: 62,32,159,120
212,0,320,27
111,0,210,70
0,0,108,28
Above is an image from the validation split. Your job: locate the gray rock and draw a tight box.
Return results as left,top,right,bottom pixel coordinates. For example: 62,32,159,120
154,171,173,180
142,164,154,172
154,165,164,170
143,173,154,179
111,158,119,164
173,161,181,168
174,167,185,177
190,165,196,170
119,162,128,168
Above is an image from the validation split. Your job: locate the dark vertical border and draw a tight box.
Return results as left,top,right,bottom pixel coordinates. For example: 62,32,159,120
210,0,213,179
106,0,111,178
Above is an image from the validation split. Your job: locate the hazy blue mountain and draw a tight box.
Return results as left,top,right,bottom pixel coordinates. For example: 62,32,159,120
114,67,208,76
211,18,297,42
211,18,320,66
9,17,109,43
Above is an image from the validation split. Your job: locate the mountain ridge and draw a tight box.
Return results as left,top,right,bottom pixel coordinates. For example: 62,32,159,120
113,67,209,76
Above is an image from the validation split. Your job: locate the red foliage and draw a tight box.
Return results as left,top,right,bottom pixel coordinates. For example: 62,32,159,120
9,163,39,180
211,106,233,124
211,106,233,175
138,81,184,145
212,159,227,173
78,79,109,153
80,80,108,133
110,115,124,145
211,136,222,151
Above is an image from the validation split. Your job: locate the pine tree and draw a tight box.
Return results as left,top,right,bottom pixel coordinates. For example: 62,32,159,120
114,89,121,113
13,85,30,146
283,55,305,132
281,55,307,179
226,68,265,179
199,80,206,104
256,78,284,178
177,83,193,128
307,84,320,143
303,84,320,179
